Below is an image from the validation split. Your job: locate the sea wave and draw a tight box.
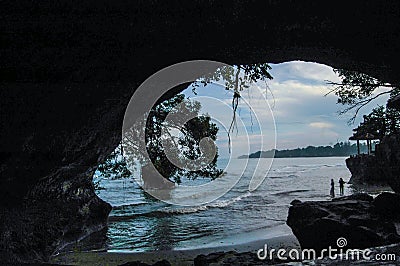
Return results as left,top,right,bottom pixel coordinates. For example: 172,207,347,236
272,189,310,196
268,174,299,179
108,191,252,222
111,201,148,209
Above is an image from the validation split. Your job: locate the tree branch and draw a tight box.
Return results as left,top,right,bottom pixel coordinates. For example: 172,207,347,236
339,90,392,124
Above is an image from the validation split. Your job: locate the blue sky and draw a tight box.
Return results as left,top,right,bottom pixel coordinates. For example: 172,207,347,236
182,61,390,158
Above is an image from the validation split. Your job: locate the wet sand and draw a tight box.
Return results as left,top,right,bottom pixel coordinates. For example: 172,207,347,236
51,234,300,265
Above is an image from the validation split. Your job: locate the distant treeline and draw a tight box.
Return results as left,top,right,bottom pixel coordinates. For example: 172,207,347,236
239,142,370,159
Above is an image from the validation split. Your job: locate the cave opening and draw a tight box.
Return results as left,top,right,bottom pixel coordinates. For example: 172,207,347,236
2,1,400,264
83,61,394,253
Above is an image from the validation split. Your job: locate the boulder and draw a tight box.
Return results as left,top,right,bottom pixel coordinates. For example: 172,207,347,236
346,155,387,185
376,134,400,193
373,192,400,219
287,193,400,252
346,133,400,192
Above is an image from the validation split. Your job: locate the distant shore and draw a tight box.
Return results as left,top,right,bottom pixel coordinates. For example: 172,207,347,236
238,142,369,159
51,234,300,266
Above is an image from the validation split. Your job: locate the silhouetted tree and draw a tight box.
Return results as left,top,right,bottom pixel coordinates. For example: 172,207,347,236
97,94,222,184
386,88,400,134
351,103,400,141
98,64,274,184
326,69,398,123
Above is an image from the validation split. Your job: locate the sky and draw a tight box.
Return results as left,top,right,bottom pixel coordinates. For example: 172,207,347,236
181,61,390,158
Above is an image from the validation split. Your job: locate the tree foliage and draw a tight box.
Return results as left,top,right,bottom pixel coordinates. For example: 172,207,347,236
351,106,386,140
351,103,400,140
144,94,222,184
97,144,131,179
97,94,222,184
97,64,274,184
327,69,397,123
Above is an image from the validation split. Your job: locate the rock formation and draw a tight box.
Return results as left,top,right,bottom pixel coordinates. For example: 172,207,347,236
287,193,400,252
346,133,400,188
346,154,386,184
376,134,400,193
1,0,400,263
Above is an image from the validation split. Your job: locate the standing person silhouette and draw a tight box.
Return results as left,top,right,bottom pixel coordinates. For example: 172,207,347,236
339,178,345,195
330,179,335,198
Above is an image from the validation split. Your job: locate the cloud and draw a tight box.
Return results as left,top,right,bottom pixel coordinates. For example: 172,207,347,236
309,122,334,129
269,61,342,84
182,61,391,152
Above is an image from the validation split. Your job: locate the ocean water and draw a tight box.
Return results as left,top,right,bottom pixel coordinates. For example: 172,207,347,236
95,157,380,252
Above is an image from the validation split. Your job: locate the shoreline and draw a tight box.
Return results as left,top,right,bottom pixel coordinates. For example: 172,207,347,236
51,233,300,265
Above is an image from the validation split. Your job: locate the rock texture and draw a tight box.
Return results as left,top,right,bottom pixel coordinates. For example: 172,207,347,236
1,0,400,263
287,193,400,253
346,155,386,184
193,251,293,266
119,260,171,266
376,134,400,193
0,162,112,263
346,133,400,189
313,242,400,265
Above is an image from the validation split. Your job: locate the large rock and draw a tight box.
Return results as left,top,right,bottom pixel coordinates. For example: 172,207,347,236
0,168,112,263
346,155,387,185
376,134,400,193
346,134,400,189
287,193,400,252
373,192,400,219
1,0,400,263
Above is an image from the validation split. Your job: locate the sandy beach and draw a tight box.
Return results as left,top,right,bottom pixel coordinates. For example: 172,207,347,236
51,234,300,265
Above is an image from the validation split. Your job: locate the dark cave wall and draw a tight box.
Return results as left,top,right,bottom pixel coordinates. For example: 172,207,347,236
2,0,400,203
2,0,400,83
1,0,400,262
